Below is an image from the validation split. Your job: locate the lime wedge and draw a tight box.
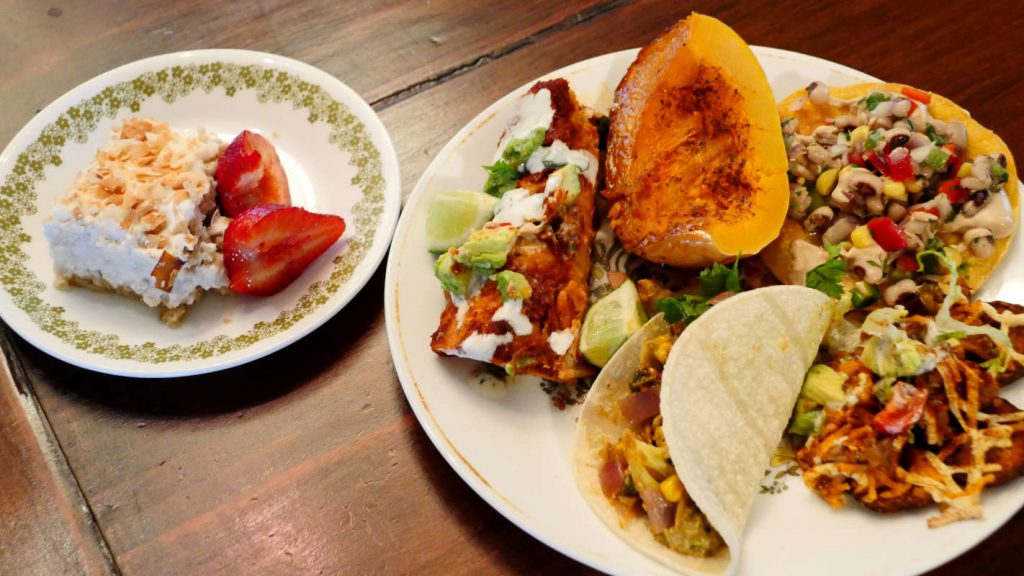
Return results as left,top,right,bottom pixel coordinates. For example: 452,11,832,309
426,189,498,254
580,279,648,368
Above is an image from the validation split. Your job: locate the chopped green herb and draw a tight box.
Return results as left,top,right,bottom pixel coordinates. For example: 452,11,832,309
925,124,947,145
656,295,711,325
925,236,943,252
699,258,741,297
864,129,885,151
805,244,845,298
864,92,890,111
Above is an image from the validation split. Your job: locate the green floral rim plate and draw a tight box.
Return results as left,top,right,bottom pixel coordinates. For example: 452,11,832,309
0,50,400,377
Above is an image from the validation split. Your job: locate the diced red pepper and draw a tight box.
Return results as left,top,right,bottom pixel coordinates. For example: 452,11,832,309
938,178,969,205
942,143,963,176
887,152,914,182
865,151,889,176
895,254,919,273
849,149,865,166
907,99,919,116
874,382,928,435
910,207,940,218
901,86,932,105
866,217,909,251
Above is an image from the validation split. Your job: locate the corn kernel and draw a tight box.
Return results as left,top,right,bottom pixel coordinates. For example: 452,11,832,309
957,161,973,179
797,176,806,185
654,339,672,365
851,225,875,248
839,164,856,178
942,246,962,268
850,125,870,144
815,168,839,195
881,179,907,201
660,475,685,503
905,178,924,193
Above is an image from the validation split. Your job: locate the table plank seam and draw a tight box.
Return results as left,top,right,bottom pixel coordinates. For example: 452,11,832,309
0,325,124,576
370,0,627,111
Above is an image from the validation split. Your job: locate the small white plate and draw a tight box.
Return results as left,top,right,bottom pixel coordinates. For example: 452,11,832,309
385,48,1024,575
0,50,401,377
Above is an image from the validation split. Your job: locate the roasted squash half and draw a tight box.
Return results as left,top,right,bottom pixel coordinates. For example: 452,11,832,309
604,13,789,268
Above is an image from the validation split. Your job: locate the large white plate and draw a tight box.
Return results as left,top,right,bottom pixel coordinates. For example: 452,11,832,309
385,48,1024,575
0,50,400,377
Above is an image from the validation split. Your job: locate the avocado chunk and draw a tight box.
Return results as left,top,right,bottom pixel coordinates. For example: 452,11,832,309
433,250,472,296
492,270,532,301
503,127,547,168
788,408,825,436
549,163,582,206
800,364,848,407
455,225,516,270
861,335,930,378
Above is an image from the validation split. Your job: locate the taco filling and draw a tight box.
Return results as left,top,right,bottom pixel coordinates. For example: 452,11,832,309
789,254,1024,526
776,82,1016,295
597,332,725,557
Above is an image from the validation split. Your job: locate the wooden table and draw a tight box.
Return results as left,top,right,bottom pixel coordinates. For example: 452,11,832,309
1,1,1022,574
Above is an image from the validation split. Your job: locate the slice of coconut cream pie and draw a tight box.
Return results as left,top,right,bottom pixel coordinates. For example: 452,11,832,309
44,117,232,325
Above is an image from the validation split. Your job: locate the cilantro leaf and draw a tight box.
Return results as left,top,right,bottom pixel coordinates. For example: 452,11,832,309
805,244,845,298
925,124,947,145
482,161,519,197
864,92,890,111
864,129,884,151
699,259,741,297
656,295,710,325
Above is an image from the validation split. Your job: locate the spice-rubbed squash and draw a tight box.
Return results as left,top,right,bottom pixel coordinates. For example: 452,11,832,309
604,13,789,268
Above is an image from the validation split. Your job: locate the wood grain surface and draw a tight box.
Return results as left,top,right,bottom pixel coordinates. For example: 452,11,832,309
1,1,1022,575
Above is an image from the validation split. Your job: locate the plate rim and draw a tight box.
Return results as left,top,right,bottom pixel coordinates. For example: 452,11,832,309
384,46,1024,575
0,48,401,377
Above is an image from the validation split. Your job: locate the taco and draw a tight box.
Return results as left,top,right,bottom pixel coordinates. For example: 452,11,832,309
761,82,1018,298
573,286,833,573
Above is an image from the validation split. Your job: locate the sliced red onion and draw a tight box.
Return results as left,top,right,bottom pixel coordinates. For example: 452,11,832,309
910,142,935,164
828,139,849,158
949,119,968,150
907,132,931,150
890,97,912,117
888,146,909,164
618,387,661,425
870,99,896,117
640,487,676,532
598,456,626,498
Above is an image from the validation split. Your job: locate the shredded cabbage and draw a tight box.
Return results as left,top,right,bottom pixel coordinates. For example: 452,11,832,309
925,250,1013,349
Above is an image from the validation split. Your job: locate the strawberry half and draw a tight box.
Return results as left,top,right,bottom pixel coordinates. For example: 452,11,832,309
223,204,346,296
216,130,292,217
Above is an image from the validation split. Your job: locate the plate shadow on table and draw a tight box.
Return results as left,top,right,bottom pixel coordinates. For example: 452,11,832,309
9,264,389,420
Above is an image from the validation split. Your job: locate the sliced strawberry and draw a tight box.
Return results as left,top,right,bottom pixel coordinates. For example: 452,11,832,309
223,204,345,296
216,131,292,217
